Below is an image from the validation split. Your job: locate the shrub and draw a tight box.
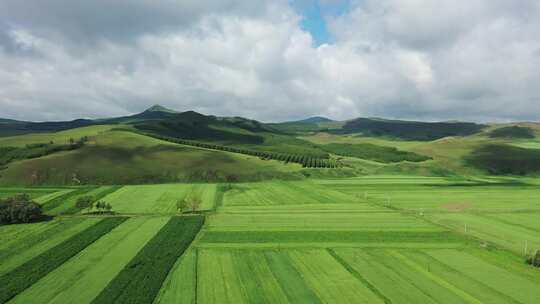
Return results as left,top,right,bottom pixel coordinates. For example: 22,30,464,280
0,194,43,224
75,195,95,213
526,250,540,267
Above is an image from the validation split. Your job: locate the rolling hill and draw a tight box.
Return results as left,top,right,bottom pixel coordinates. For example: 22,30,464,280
2,105,540,185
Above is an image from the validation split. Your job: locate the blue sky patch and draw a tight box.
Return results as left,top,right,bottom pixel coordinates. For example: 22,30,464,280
289,0,351,46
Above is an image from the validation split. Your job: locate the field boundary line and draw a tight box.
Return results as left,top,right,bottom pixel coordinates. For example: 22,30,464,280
474,213,540,234
389,250,483,304
410,250,522,304
327,249,392,304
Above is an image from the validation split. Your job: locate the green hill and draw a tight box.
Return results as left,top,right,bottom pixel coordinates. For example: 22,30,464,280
489,126,535,139
4,107,540,184
0,130,304,186
336,118,485,140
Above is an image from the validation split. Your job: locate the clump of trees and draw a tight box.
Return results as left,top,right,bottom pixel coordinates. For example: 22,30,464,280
76,195,94,213
76,196,113,214
526,250,540,267
0,194,43,224
176,196,202,213
95,201,113,214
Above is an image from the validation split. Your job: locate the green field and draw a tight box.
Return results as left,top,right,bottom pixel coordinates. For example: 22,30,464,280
101,184,217,214
2,177,540,303
9,217,168,304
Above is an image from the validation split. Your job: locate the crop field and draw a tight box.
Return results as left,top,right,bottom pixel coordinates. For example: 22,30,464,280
3,177,540,303
101,184,217,214
10,217,169,304
0,218,102,276
315,176,540,211
223,181,358,206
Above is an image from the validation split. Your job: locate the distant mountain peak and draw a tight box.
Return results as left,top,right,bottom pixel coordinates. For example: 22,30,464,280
297,116,334,124
144,104,177,113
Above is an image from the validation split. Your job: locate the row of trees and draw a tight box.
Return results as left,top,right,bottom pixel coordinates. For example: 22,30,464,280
76,196,113,214
140,132,341,168
0,194,43,224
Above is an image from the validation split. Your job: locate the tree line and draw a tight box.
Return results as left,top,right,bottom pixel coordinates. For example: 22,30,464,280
138,131,342,168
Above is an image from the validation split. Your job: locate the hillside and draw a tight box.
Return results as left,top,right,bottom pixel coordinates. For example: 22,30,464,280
0,129,305,185
3,106,540,185
336,118,486,140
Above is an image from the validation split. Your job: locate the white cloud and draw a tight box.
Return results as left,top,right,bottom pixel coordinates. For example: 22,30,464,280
1,0,540,122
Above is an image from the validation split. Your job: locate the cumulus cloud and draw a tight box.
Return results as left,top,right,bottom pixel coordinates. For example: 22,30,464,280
1,0,540,122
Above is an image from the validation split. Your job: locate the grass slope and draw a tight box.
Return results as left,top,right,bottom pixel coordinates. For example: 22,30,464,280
0,130,302,185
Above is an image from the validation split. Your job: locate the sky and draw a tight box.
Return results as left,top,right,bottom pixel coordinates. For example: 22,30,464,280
1,0,540,122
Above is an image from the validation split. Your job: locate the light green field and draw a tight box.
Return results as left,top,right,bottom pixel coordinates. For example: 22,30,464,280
428,212,540,255
102,184,217,214
154,248,198,304
510,141,540,149
205,212,442,232
317,176,540,211
223,181,357,206
46,186,120,215
9,217,169,304
334,248,540,304
197,249,384,304
0,218,101,276
33,189,75,204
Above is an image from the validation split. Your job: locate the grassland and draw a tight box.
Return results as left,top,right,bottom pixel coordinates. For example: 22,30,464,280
0,130,303,185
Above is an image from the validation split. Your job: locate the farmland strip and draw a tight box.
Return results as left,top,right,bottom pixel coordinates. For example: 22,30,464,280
201,231,465,243
0,218,100,276
389,250,483,304
41,186,98,212
0,217,127,303
327,249,392,304
92,216,205,304
264,251,322,304
62,186,123,214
